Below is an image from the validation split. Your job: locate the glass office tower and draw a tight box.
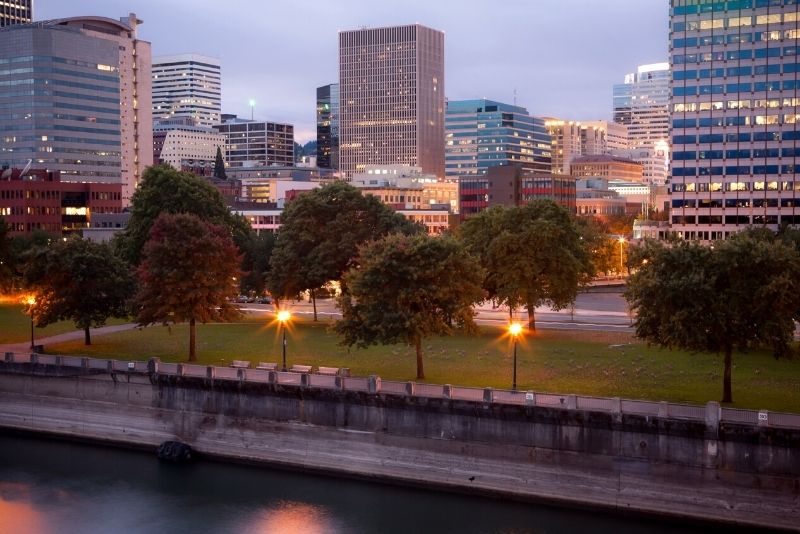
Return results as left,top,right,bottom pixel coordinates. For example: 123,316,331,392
445,99,551,181
316,83,339,170
670,0,800,240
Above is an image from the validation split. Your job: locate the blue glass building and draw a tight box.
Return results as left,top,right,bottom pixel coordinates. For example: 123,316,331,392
445,99,551,182
670,0,800,239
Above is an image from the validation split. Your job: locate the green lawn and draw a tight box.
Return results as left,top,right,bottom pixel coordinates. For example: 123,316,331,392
41,312,800,413
0,304,129,344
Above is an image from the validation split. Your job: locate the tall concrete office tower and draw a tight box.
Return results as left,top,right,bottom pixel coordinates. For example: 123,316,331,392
613,63,670,149
0,0,31,27
670,0,800,239
339,24,445,179
152,54,221,127
0,14,152,206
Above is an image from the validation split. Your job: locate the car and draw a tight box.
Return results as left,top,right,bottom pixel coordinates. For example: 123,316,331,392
257,296,273,304
234,295,249,303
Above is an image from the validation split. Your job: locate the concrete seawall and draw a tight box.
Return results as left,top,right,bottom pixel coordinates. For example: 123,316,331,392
0,364,798,531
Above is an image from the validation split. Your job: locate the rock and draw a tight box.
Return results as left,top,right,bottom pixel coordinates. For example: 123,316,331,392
156,441,193,463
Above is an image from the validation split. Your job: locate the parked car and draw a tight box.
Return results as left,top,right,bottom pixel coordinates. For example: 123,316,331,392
235,295,249,303
257,296,273,304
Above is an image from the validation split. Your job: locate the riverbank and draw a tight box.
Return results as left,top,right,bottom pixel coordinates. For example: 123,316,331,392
0,365,797,531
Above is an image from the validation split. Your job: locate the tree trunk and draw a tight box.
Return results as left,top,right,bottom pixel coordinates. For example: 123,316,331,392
311,288,318,322
526,302,536,331
415,336,425,380
722,345,733,403
189,318,197,362
84,326,91,346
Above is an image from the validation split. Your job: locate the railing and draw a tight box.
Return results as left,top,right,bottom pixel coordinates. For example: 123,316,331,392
2,351,799,431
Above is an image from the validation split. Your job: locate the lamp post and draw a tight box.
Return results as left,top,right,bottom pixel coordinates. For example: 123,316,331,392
277,310,291,371
508,322,522,391
618,237,626,275
25,295,36,350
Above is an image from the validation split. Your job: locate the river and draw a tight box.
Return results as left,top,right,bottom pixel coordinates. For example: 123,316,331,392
0,433,735,534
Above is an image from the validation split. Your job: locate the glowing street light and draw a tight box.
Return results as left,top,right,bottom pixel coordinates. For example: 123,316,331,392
508,322,523,390
24,295,36,350
277,310,291,371
618,237,626,275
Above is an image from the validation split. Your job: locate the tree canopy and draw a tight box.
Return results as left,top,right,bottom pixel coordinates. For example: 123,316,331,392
267,181,422,319
625,233,800,403
459,200,592,329
135,213,242,362
116,164,251,265
335,233,483,379
23,236,134,345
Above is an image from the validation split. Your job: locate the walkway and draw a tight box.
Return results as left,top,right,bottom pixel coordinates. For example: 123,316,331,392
0,323,140,354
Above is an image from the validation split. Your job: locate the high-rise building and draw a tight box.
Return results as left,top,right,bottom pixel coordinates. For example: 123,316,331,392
613,63,670,149
152,54,221,127
544,119,611,175
670,0,800,239
316,83,339,170
0,14,152,206
582,120,630,151
213,115,294,168
445,99,552,183
0,0,31,27
338,24,445,179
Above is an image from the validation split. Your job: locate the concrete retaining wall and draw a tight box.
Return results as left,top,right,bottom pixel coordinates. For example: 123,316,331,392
0,365,798,530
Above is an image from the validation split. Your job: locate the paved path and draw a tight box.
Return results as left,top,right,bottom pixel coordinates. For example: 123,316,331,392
0,323,140,353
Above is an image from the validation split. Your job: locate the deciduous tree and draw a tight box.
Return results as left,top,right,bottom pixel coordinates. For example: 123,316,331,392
336,233,483,379
625,234,800,403
268,181,421,320
135,213,242,362
23,236,134,345
116,165,251,265
459,201,592,330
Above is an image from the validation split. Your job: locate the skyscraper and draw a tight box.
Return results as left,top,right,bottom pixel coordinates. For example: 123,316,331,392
670,0,800,239
338,24,445,179
0,14,152,206
316,83,339,170
613,63,670,149
445,99,551,182
0,0,31,27
152,54,221,127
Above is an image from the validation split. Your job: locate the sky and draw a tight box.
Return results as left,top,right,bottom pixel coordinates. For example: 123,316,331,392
37,0,669,144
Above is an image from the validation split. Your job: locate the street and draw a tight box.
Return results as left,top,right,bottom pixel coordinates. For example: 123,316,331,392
242,291,634,333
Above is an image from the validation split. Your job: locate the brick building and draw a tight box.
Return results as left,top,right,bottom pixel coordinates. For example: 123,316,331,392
0,169,122,236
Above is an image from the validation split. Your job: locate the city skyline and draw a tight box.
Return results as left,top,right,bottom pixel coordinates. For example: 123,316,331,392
35,0,668,143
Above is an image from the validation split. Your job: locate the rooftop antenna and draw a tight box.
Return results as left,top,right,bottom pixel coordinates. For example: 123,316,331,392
513,88,517,106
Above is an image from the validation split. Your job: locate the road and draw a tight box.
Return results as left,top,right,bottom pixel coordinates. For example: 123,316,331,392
243,291,634,333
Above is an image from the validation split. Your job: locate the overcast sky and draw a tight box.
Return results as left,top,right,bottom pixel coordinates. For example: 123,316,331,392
37,0,668,143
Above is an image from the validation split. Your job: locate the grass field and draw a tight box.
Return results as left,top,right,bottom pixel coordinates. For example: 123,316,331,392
0,304,129,344
40,312,800,412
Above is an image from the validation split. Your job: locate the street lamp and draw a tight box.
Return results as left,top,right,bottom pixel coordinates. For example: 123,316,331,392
25,295,36,350
508,322,523,390
618,237,626,275
277,310,291,371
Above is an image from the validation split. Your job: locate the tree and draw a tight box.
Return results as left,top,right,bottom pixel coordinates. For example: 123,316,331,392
135,213,242,362
625,234,800,403
0,217,11,292
574,216,617,276
267,181,421,320
335,233,483,379
239,230,275,295
459,201,592,330
23,236,134,345
213,146,227,180
116,165,251,265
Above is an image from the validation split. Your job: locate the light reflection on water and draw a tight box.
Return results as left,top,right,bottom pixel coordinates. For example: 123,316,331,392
0,434,736,534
